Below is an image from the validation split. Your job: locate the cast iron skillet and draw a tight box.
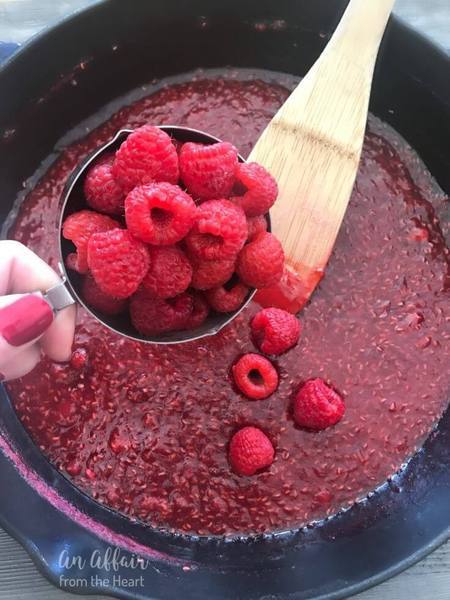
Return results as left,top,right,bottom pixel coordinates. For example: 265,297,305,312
0,1,449,598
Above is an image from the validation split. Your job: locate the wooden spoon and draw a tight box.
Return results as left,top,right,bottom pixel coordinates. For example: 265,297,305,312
250,0,396,313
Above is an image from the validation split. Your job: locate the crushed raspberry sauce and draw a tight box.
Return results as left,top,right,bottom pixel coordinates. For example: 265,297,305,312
6,71,450,536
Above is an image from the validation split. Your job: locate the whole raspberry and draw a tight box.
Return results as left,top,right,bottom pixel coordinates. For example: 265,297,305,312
130,288,193,336
229,426,274,476
62,210,119,274
232,162,278,217
182,291,210,330
251,307,301,355
179,141,238,201
247,215,268,242
81,273,128,315
189,254,235,290
185,199,247,260
84,154,125,215
232,353,278,400
206,282,249,313
87,228,150,299
293,379,345,431
112,125,179,192
125,183,197,245
143,246,192,299
236,232,284,288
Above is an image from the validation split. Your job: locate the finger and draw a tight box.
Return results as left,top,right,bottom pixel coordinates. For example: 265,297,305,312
0,294,54,365
0,293,75,365
0,294,23,309
0,241,76,362
40,303,77,362
0,240,60,294
0,344,42,382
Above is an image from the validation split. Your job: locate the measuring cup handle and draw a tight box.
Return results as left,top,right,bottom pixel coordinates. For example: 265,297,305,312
43,276,77,313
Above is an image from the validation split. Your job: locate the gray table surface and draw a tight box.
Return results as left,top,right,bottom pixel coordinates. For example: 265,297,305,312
0,1,449,599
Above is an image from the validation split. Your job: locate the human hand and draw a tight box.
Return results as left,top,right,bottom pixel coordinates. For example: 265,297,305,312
0,240,76,382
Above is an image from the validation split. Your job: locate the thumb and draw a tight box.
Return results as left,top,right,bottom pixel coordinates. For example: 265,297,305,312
0,294,54,366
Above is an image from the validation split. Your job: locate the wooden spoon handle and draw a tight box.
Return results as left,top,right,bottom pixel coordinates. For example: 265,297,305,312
249,0,395,312
328,0,397,68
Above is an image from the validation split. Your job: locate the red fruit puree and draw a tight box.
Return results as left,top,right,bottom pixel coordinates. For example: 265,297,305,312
6,71,450,535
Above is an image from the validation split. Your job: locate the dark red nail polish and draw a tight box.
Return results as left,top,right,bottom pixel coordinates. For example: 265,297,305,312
0,295,54,347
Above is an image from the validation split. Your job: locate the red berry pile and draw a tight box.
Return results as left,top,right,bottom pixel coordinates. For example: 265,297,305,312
63,125,345,482
228,308,345,477
63,125,286,336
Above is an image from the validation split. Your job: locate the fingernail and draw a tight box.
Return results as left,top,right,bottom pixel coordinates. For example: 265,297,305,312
0,295,54,347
